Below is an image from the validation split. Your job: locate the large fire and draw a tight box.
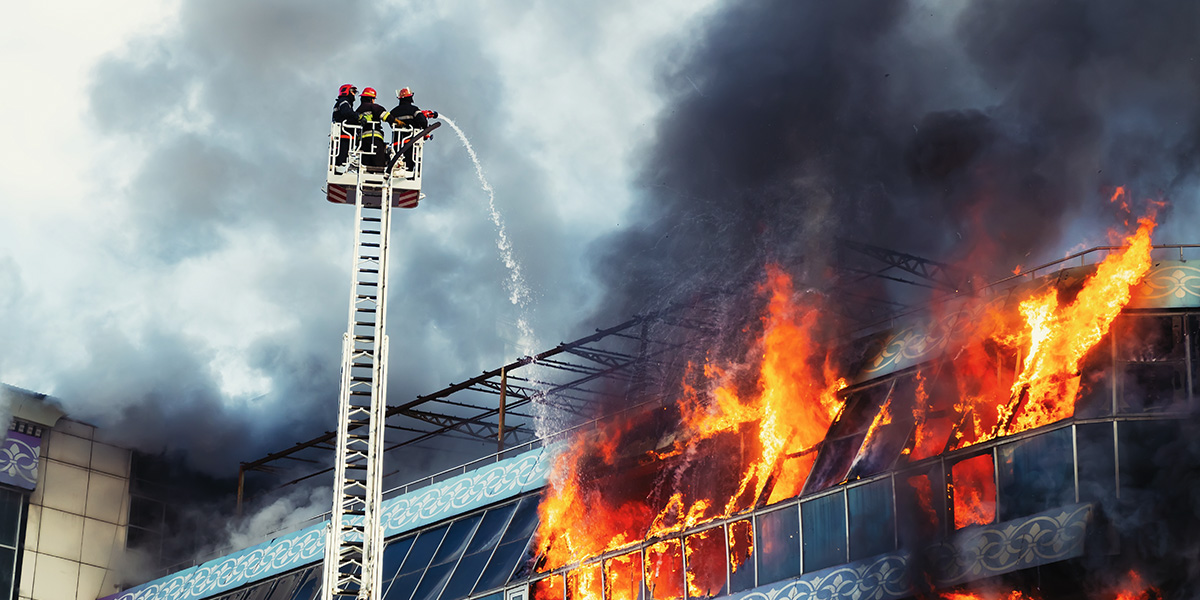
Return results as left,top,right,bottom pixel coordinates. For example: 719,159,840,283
533,214,1158,588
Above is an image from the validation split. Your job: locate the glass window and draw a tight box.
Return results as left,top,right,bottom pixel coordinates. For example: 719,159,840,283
756,507,800,583
847,375,920,480
950,454,995,529
0,488,21,547
245,581,276,600
265,570,305,600
847,478,894,561
801,492,846,572
727,520,755,593
1074,337,1114,418
684,528,725,599
604,550,643,600
384,524,449,600
1076,422,1117,504
896,466,944,545
1118,420,1180,495
803,435,867,495
532,574,565,600
644,539,684,600
289,568,320,600
0,546,16,600
1116,315,1188,413
473,495,541,594
997,428,1074,521
567,563,602,600
380,536,416,592
441,503,519,600
411,514,483,600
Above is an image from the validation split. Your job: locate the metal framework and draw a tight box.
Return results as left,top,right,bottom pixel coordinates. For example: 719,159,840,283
240,310,721,506
320,123,432,600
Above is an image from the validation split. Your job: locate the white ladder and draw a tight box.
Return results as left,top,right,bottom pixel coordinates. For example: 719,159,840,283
323,171,394,600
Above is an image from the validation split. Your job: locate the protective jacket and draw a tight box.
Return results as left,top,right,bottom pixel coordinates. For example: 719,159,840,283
356,100,393,168
389,97,430,157
332,96,357,124
331,95,358,168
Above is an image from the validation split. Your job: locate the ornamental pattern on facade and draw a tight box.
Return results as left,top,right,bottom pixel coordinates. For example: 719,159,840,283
726,503,1092,600
103,447,552,600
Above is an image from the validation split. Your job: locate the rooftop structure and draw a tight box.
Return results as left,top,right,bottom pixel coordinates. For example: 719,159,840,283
101,244,1200,600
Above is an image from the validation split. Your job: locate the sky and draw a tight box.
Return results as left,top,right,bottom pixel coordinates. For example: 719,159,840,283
0,0,721,473
3,0,1200,479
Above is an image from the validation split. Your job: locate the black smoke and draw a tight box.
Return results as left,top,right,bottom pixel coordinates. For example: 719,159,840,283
594,0,1200,326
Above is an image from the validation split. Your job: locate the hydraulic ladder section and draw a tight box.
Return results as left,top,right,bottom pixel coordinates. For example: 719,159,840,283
323,171,395,600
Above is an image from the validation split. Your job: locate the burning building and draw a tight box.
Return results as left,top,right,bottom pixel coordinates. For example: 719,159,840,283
93,218,1200,600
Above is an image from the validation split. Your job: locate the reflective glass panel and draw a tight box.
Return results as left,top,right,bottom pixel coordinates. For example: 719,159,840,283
804,435,867,494
727,519,755,593
645,539,684,600
997,427,1074,521
847,478,894,561
380,536,416,591
1076,422,1117,504
472,495,541,593
291,569,321,600
756,507,800,583
385,525,449,600
801,492,846,572
411,514,483,600
1118,419,1179,494
265,570,304,600
1116,315,1188,413
684,528,725,599
0,488,20,547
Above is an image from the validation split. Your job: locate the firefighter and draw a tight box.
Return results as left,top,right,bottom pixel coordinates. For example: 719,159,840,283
331,84,358,171
355,87,393,171
388,87,438,171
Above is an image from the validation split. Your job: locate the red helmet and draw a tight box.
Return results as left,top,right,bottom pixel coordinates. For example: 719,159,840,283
337,84,357,97
361,87,377,99
396,87,413,99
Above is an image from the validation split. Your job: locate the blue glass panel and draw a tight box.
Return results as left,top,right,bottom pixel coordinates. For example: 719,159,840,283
847,479,894,561
472,495,541,593
400,525,449,574
465,503,517,554
246,580,276,600
291,568,321,600
440,550,492,600
381,537,417,590
410,562,455,600
756,507,800,584
386,572,423,600
997,427,1074,521
1076,422,1116,503
473,538,533,593
0,488,21,547
500,496,541,544
265,570,305,600
802,491,847,572
430,514,481,566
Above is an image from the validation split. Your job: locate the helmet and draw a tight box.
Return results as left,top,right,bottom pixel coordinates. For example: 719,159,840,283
396,87,413,99
361,87,377,99
338,84,357,97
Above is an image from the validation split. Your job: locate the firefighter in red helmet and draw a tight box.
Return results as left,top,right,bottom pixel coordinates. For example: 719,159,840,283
355,87,393,171
389,87,438,171
331,84,358,171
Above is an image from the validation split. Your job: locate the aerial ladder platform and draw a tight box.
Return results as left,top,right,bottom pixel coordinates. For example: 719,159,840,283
321,121,437,600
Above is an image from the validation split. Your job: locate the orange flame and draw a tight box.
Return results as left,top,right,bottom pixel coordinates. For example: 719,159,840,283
1000,216,1155,437
536,264,846,572
951,454,995,529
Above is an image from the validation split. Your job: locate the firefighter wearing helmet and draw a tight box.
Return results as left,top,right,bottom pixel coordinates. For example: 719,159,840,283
355,87,393,170
389,87,439,171
331,84,358,170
